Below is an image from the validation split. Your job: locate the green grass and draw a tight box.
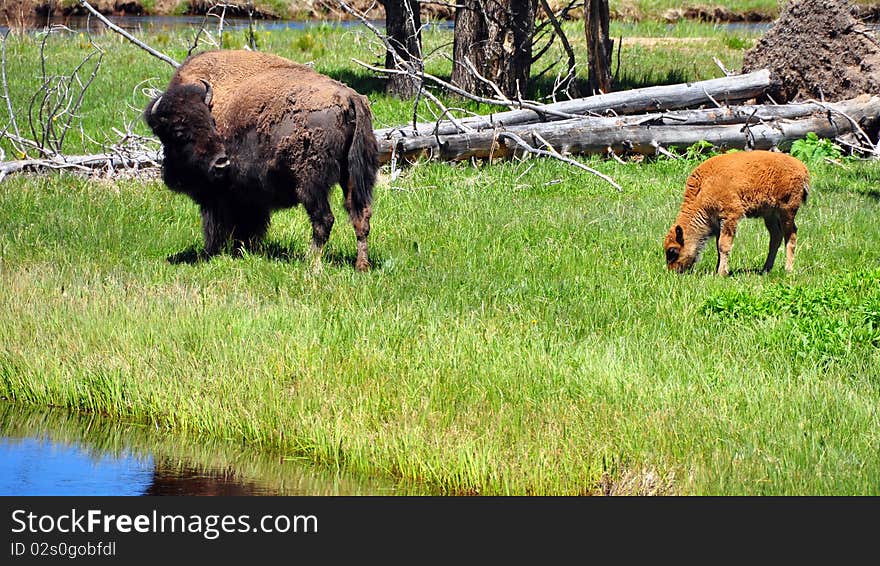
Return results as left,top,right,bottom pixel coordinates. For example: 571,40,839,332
0,19,758,160
2,24,880,495
611,0,880,20
1,401,418,494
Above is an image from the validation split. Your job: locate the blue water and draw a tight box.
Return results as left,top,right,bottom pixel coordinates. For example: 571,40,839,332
0,403,425,496
0,437,153,496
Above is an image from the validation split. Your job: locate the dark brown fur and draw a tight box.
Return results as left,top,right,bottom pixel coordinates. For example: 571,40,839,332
664,150,809,276
145,50,378,271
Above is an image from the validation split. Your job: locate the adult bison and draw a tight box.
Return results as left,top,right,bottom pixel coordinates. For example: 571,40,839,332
144,50,378,271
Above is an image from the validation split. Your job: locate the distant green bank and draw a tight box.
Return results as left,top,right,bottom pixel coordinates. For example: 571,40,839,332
9,0,880,23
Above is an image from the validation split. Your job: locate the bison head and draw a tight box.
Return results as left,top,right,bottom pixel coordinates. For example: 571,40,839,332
664,224,695,274
144,80,229,191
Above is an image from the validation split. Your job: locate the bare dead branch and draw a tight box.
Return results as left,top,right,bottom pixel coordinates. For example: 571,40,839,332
713,57,734,77
354,57,590,123
1,30,26,156
498,130,622,191
77,0,179,68
537,0,577,96
803,97,879,155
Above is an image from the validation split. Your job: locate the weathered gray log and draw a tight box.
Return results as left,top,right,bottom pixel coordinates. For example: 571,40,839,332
383,95,880,163
374,69,772,141
3,94,876,181
380,99,869,162
0,151,160,182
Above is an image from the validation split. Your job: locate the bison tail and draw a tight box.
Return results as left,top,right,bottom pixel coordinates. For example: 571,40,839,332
345,96,379,218
802,179,809,205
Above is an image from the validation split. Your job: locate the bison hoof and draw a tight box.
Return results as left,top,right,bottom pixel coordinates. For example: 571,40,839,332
355,260,370,272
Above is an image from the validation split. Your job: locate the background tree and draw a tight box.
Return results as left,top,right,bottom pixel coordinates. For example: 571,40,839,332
380,0,424,98
584,0,613,94
450,0,537,99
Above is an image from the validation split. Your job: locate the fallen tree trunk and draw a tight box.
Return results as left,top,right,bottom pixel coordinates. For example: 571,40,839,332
374,69,772,140
0,151,160,182
3,86,877,182
386,95,880,163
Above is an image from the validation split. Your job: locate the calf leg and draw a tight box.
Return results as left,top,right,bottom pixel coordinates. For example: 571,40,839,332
762,215,784,273
716,218,739,276
782,214,798,272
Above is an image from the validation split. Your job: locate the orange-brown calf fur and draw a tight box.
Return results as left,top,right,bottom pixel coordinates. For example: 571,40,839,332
664,150,809,276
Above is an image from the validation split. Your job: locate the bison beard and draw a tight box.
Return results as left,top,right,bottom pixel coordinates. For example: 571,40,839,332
144,50,379,271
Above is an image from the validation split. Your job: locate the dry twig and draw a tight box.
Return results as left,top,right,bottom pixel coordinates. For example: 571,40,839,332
498,130,622,191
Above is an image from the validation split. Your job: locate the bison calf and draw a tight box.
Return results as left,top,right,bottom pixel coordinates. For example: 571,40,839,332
145,50,378,271
664,150,809,276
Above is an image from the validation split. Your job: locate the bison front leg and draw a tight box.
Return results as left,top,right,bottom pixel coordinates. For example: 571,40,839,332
303,197,335,271
200,204,235,257
200,203,270,257
230,206,271,254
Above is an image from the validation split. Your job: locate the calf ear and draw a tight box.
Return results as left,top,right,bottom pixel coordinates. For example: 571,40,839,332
675,225,684,246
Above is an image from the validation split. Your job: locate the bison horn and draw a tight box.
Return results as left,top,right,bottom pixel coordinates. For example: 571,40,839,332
150,95,162,115
200,79,214,108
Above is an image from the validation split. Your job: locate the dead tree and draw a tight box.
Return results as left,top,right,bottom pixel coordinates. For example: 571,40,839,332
451,0,538,99
584,0,612,94
380,0,424,98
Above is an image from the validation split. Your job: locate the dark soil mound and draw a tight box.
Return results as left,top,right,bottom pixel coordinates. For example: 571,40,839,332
742,0,880,102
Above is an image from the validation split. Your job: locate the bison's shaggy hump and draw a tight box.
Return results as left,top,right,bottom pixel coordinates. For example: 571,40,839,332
169,50,363,132
664,150,809,276
146,49,379,271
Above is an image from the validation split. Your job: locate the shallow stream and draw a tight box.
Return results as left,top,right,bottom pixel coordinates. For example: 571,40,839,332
0,401,427,496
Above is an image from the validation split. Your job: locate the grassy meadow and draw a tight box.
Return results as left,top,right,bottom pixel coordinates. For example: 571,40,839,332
1,21,879,495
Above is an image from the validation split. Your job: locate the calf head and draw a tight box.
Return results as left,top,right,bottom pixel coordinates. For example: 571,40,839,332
664,224,695,274
144,80,229,189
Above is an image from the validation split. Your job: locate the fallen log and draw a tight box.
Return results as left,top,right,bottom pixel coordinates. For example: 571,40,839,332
3,94,877,182
374,69,772,140
0,151,161,182
382,95,880,163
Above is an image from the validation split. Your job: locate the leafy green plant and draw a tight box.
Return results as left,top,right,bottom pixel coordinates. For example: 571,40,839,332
723,35,750,50
790,132,845,164
701,269,880,360
684,140,723,160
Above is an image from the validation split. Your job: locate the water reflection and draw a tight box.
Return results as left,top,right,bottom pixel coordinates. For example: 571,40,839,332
0,402,426,496
1,436,153,496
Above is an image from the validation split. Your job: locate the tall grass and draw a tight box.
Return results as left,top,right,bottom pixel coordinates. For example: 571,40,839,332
1,24,879,495
1,402,417,494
